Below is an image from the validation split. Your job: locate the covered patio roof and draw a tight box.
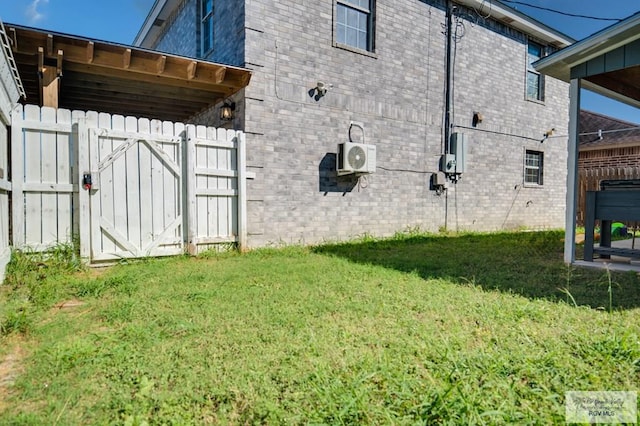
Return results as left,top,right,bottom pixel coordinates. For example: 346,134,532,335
534,11,640,270
5,23,251,122
535,11,640,108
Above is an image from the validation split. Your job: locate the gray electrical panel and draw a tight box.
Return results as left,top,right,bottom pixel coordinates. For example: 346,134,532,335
440,132,467,175
449,133,467,174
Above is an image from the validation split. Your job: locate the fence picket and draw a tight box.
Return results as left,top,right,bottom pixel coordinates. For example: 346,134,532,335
42,107,60,246
139,118,154,251
162,120,178,245
10,105,22,248
0,121,9,281
185,125,197,255
125,116,141,253
24,105,43,246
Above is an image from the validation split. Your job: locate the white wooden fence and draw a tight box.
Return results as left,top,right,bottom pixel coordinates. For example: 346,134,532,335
9,104,246,264
0,17,25,281
0,122,9,280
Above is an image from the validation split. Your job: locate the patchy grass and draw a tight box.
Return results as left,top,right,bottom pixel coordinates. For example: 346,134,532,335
0,231,639,424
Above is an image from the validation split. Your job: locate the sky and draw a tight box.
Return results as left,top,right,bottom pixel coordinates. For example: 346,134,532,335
0,0,638,123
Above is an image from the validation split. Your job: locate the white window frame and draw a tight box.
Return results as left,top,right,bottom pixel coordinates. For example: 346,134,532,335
526,40,545,102
524,149,544,186
200,0,214,56
335,0,375,54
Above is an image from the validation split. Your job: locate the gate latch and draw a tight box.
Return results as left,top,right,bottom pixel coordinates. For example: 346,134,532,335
82,173,92,190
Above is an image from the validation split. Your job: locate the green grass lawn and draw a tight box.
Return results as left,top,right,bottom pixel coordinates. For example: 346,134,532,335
0,231,639,424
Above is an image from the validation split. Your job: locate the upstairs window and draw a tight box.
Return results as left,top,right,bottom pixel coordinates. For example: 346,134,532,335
201,0,214,55
336,0,374,52
527,41,545,101
524,150,544,185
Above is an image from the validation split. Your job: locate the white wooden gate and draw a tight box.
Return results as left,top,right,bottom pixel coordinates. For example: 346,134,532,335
78,115,185,261
10,105,247,264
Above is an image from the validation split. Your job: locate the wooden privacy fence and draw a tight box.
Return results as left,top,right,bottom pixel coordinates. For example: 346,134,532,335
10,104,246,263
0,122,9,279
577,166,640,226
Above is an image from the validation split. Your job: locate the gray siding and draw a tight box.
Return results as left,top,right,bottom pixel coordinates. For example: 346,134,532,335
154,0,570,246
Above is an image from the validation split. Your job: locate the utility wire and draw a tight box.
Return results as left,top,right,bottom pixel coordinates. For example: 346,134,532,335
500,0,623,22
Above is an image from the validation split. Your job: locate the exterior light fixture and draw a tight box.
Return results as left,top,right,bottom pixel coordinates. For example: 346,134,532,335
472,111,483,127
220,101,235,121
541,127,555,143
316,81,328,97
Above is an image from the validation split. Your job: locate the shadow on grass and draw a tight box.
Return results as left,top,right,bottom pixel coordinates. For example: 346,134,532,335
313,231,640,310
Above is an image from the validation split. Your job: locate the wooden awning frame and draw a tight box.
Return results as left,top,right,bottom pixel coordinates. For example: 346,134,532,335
6,23,251,122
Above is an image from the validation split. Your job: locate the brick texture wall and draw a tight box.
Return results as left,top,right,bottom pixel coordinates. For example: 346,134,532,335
153,0,198,58
153,0,570,246
579,147,640,169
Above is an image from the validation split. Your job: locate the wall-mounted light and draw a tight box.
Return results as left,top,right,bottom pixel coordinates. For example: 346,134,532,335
541,127,555,143
472,111,483,127
316,81,329,97
220,101,236,121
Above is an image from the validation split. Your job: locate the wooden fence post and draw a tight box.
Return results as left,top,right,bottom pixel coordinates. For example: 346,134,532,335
237,131,247,252
185,124,197,255
77,117,91,260
10,104,23,249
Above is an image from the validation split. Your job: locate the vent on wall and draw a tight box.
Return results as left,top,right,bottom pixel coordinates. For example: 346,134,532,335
337,142,376,175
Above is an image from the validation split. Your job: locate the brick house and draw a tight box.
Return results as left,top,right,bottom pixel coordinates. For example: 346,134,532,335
576,110,640,225
579,110,640,170
135,0,573,246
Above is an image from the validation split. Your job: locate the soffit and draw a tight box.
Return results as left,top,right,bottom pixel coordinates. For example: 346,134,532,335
534,12,640,108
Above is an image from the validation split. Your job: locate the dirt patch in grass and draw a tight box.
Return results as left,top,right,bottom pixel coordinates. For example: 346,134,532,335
0,340,26,413
53,299,85,310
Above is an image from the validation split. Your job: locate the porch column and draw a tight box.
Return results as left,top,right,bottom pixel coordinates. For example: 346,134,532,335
564,78,581,264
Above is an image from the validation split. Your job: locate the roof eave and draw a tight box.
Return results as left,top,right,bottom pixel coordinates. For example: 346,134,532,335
133,0,178,48
135,0,576,50
534,12,640,82
455,0,575,47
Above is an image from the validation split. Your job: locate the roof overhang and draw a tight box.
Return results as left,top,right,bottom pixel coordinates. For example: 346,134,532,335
135,0,575,50
134,0,178,48
534,12,640,109
456,0,574,47
6,23,251,122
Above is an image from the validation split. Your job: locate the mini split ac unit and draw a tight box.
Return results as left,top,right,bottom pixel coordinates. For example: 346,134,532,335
337,142,376,175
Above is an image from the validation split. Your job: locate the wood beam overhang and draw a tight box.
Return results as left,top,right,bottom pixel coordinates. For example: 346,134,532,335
9,28,234,87
6,23,251,122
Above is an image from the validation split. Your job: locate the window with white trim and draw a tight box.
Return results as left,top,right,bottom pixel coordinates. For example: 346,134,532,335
527,41,545,101
201,0,214,55
524,150,543,185
336,0,374,52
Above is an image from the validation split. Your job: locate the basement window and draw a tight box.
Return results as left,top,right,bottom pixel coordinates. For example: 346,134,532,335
336,0,375,52
200,0,214,55
524,150,544,185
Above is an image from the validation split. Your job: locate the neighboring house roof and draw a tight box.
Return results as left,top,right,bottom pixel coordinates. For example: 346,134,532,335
6,23,251,122
534,11,640,109
579,110,640,151
133,0,575,49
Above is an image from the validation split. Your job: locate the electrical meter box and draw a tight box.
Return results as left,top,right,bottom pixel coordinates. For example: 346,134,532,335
439,133,467,175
